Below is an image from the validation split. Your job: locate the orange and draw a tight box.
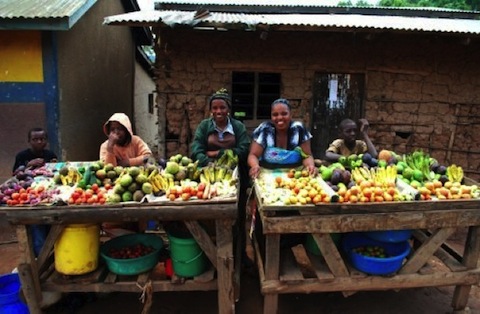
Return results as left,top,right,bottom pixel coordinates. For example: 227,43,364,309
359,180,372,189
432,180,443,189
349,186,360,196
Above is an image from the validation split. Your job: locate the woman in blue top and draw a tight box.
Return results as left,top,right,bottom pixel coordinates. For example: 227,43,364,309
248,98,317,179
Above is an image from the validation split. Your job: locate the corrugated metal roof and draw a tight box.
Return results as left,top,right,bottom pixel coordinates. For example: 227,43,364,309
104,9,480,35
0,0,98,30
154,0,478,14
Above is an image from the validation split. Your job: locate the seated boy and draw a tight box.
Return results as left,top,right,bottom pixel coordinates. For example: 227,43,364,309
325,118,377,162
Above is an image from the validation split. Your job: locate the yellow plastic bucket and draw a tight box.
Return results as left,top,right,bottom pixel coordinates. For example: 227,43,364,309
54,224,100,275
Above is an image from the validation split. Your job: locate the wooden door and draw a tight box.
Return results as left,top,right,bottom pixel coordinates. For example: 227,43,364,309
310,73,365,159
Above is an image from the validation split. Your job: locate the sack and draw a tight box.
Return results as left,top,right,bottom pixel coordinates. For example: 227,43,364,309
262,147,302,166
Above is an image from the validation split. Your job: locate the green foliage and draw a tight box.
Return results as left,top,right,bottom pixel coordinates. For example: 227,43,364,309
378,0,474,10
337,0,476,10
338,0,375,5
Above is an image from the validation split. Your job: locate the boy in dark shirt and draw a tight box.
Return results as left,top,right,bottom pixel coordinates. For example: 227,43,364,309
13,127,57,256
13,127,57,173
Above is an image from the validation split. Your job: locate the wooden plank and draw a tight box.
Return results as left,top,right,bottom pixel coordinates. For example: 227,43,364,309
412,230,466,272
16,225,42,303
400,227,456,274
6,201,237,225
260,209,480,234
304,251,335,280
260,270,480,294
264,234,280,314
185,220,217,268
193,265,215,283
104,272,117,284
37,225,64,273
42,279,218,293
137,272,151,286
310,233,349,278
215,218,235,314
291,245,319,279
17,263,42,314
40,258,56,282
452,226,480,311
279,247,304,281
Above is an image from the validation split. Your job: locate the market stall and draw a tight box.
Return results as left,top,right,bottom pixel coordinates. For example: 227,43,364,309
0,154,241,314
252,165,480,314
3,199,238,314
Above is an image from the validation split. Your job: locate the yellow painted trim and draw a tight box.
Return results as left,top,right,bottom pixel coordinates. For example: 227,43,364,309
0,31,43,82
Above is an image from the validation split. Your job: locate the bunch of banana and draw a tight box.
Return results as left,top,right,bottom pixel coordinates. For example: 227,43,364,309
216,149,239,169
403,150,435,181
147,168,172,193
186,160,200,181
370,166,397,187
59,167,83,186
351,167,372,183
199,163,233,184
446,164,464,183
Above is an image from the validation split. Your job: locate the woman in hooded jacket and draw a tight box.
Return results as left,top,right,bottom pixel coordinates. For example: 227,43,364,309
99,113,152,167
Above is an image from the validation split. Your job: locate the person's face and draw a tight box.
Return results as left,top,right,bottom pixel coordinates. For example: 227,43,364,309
341,122,358,144
29,131,47,152
271,103,291,131
210,99,229,123
109,121,127,144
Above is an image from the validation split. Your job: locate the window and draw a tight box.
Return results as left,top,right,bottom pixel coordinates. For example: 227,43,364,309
231,72,281,120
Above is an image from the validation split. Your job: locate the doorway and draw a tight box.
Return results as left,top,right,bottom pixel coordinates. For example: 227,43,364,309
311,73,365,159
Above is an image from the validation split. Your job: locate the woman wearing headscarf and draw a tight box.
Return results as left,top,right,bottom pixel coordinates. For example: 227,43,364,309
190,88,252,267
191,88,250,167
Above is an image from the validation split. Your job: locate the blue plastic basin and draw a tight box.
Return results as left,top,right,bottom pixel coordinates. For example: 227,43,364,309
342,233,411,275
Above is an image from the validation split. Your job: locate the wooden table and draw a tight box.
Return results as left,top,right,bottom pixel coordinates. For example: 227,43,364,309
3,198,238,314
253,181,480,314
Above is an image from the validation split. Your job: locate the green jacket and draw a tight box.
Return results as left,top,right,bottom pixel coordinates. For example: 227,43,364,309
190,117,251,167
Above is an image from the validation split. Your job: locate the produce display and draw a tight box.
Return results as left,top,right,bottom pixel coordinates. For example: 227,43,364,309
256,149,479,205
106,243,155,259
0,150,239,207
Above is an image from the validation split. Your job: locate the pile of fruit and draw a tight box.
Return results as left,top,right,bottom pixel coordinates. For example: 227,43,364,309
0,150,240,207
257,149,479,205
106,243,155,259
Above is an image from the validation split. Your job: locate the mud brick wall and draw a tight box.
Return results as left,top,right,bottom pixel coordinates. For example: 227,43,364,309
153,28,480,180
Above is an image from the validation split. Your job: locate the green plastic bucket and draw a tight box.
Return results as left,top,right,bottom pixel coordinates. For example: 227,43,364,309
168,233,206,277
305,233,342,256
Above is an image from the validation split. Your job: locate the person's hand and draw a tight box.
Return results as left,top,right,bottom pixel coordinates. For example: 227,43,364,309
107,132,120,150
306,165,318,177
249,165,261,179
27,158,45,168
358,119,369,133
118,159,130,167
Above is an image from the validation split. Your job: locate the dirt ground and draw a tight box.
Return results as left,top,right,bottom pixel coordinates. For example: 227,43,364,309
1,219,480,314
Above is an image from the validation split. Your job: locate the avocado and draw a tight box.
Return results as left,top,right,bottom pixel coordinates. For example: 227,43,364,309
330,169,343,185
133,190,145,202
122,191,133,202
342,170,352,185
362,153,372,164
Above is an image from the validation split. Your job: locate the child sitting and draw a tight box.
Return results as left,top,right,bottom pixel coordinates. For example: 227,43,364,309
325,118,377,162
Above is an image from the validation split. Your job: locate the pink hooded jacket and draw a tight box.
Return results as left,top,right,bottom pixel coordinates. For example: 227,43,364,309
99,113,152,166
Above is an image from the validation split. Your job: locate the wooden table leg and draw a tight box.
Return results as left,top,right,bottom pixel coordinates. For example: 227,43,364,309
216,219,235,314
17,263,43,314
263,233,280,314
452,226,480,311
16,225,43,310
